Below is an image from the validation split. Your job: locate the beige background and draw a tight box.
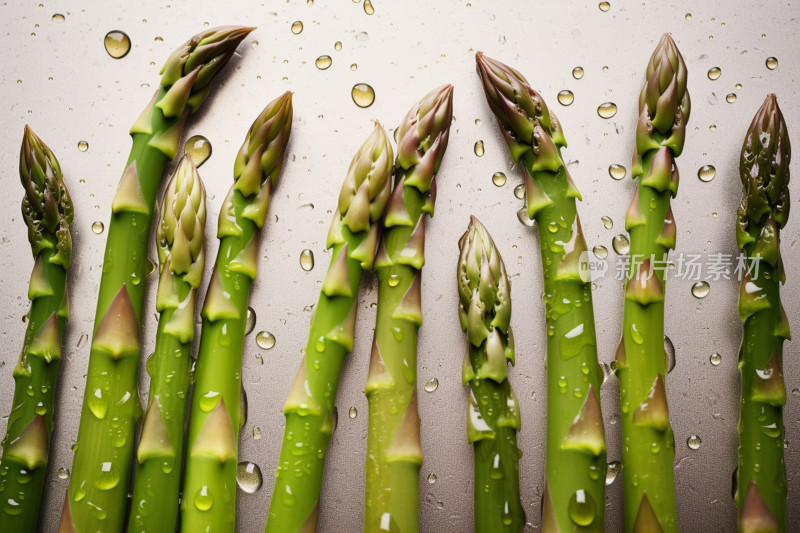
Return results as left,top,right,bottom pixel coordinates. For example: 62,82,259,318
1,0,799,531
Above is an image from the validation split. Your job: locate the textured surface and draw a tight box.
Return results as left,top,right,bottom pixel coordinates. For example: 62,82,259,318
0,1,799,532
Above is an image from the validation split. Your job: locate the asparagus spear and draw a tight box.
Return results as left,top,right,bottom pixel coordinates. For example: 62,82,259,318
127,154,207,533
60,26,253,533
266,122,393,533
476,53,606,532
0,127,73,532
181,91,292,533
735,94,790,533
615,34,690,533
457,216,524,533
364,85,453,533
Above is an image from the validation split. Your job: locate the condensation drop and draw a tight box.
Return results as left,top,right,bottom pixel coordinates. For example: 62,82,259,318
687,435,702,450
256,331,276,350
291,21,303,34
253,426,262,440
300,249,315,271
427,473,437,484
474,140,485,157
691,281,710,299
597,102,617,119
568,489,596,526
245,307,256,336
514,184,525,200
685,13,692,20
517,207,535,227
363,0,374,14
492,172,506,187
608,164,626,180
606,461,622,486
92,221,105,234
664,336,676,373
424,378,439,392
78,141,89,152
726,93,737,103
351,83,375,108
766,57,778,70
104,31,131,59
698,165,716,182
334,41,342,51
601,216,613,230
593,245,608,260
350,63,358,71
58,467,70,480
572,66,584,80
598,1,610,11
349,406,358,419
185,135,212,167
315,55,332,70
236,461,263,494
52,13,65,22
710,353,722,366
612,234,630,255
707,67,722,80
557,90,574,106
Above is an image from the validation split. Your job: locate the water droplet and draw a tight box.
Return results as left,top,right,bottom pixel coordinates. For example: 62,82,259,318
697,165,716,183
597,102,617,119
691,281,710,298
245,307,256,336
198,390,221,412
424,378,439,392
608,164,626,180
517,207,534,227
514,184,525,200
88,388,108,419
350,63,358,71
605,461,621,486
104,30,131,59
52,13,65,22
291,21,303,34
300,249,315,271
664,336,676,373
685,13,692,20
707,67,722,80
630,323,644,345
194,485,214,511
612,234,630,255
58,467,70,480
154,36,163,42
349,406,358,419
92,221,105,234
256,331,276,350
427,473,437,484
94,462,120,490
78,141,89,152
726,93,737,103
363,0,375,14
388,274,400,287
598,1,610,11
593,245,608,259
735,83,742,90
253,426,262,440
557,90,574,106
351,83,375,108
687,435,702,450
184,135,212,167
710,353,722,366
568,489,596,526
334,41,342,51
601,216,613,230
572,66,584,80
236,461,263,494
474,140,485,157
492,172,506,187
766,57,778,70
315,55,332,70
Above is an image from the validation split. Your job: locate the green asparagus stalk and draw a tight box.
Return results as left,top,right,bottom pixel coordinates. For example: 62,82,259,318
266,122,393,533
181,91,292,533
476,53,606,532
0,127,73,531
457,216,524,533
735,94,790,533
616,34,690,533
60,26,253,533
364,85,453,533
127,154,207,533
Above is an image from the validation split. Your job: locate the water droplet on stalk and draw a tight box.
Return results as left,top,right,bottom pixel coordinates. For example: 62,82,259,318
698,165,716,182
608,164,626,180
427,473,437,484
315,55,332,70
707,67,722,80
557,90,574,106
300,249,314,271
691,281,710,298
601,216,613,230
58,467,70,480
605,461,621,485
568,489,596,526
514,184,525,199
424,378,439,392
597,102,617,119
710,353,722,366
492,172,506,187
92,221,104,234
517,207,534,227
256,331,275,350
349,406,357,419
687,435,702,450
612,234,629,255
726,93,737,103
104,30,131,59
766,57,778,70
593,245,608,259
185,135,212,167
78,141,89,152
236,461,263,493
291,21,303,34
474,140,485,156
572,67,584,79
245,307,256,336
351,83,375,108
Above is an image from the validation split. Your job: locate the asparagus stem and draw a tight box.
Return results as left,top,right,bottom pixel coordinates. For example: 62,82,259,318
181,92,292,533
616,34,690,533
266,122,393,533
60,26,253,533
736,94,790,533
0,127,73,532
457,217,524,533
126,155,207,533
476,53,606,532
364,85,453,533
